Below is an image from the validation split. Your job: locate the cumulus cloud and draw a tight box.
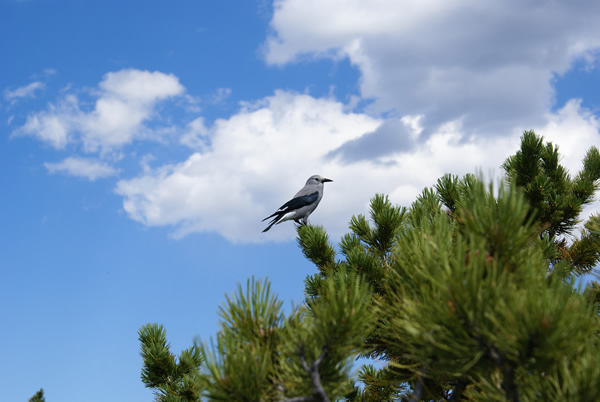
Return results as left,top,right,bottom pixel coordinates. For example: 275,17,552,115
13,69,184,152
265,0,600,147
45,157,119,181
10,3,600,244
328,116,422,163
114,88,600,243
538,99,600,171
116,91,382,243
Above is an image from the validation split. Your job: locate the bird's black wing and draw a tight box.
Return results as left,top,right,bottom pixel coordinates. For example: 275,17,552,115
279,191,319,211
262,191,319,221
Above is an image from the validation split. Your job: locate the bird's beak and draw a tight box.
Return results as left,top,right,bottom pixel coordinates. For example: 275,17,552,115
322,178,333,183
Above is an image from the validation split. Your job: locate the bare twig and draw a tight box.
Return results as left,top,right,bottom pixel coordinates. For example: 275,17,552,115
285,346,330,402
489,346,520,402
409,366,427,402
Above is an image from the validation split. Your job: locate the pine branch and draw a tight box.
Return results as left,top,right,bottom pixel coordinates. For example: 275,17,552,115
297,225,338,276
28,389,45,402
285,346,330,402
408,367,427,402
408,379,425,402
489,346,520,402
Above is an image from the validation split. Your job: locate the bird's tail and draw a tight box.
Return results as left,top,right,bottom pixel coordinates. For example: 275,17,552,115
262,214,282,232
261,211,280,222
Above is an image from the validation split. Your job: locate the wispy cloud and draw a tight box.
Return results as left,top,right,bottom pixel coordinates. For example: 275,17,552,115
30,68,57,79
15,94,80,148
210,87,232,104
44,157,119,181
4,81,45,103
180,117,210,151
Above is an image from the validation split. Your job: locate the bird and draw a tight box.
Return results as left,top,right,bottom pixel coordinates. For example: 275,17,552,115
262,175,333,232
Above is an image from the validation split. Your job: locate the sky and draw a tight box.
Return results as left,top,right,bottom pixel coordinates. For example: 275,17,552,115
2,0,600,400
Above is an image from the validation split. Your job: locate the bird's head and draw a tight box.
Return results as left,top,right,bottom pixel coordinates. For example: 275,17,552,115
307,175,333,185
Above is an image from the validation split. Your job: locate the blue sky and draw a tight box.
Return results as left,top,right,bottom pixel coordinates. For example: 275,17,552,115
2,1,600,400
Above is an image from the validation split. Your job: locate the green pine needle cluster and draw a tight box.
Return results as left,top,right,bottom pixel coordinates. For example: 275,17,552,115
139,324,204,401
28,388,45,402
138,131,600,401
502,130,600,275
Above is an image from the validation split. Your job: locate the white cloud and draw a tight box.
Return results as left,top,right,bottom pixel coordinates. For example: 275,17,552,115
97,69,183,104
44,157,119,181
10,4,600,245
16,94,81,148
210,87,232,104
13,69,184,152
4,81,45,102
265,0,600,141
30,68,57,80
42,68,57,77
538,99,600,174
180,117,210,151
535,99,600,229
116,91,382,243
114,90,600,243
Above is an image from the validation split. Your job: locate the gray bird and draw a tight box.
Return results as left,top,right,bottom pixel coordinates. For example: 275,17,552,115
262,175,333,232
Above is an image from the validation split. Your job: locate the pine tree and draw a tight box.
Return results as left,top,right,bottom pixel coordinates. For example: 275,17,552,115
501,130,600,276
138,324,204,401
200,275,374,400
139,130,600,400
28,388,45,402
299,131,600,400
139,276,374,401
